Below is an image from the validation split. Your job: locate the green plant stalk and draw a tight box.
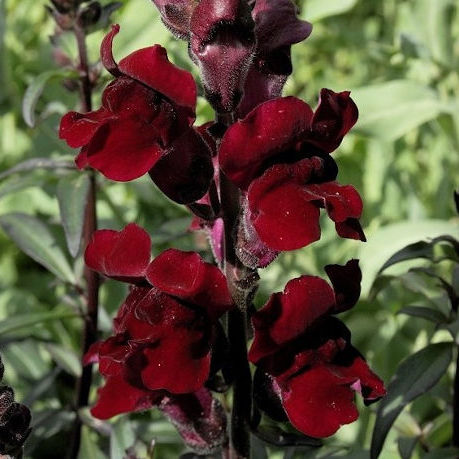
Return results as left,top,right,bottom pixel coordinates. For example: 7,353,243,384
67,22,100,459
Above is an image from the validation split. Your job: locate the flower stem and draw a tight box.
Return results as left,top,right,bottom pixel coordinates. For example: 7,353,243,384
67,22,100,459
219,169,252,458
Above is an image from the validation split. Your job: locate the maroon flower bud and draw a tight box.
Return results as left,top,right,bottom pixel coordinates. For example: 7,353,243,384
151,0,196,39
249,263,385,438
190,0,255,113
239,0,312,116
160,389,227,454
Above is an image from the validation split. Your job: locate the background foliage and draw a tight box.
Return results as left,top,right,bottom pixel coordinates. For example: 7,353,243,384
0,0,458,457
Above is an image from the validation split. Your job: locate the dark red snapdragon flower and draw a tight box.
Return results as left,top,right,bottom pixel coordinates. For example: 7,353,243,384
249,260,385,438
238,0,312,117
220,92,363,257
60,24,213,204
84,224,234,416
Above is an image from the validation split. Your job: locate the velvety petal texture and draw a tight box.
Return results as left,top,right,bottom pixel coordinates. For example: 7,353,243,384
60,25,213,204
190,0,255,112
151,0,195,39
249,263,385,438
238,0,312,116
160,389,228,454
85,223,151,283
220,93,363,255
85,224,234,417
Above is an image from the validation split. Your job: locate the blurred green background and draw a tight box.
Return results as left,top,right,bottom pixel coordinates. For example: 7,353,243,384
0,0,458,457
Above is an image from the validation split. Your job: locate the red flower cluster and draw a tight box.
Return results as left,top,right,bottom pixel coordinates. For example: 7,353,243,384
220,92,363,256
60,24,213,204
84,224,233,419
249,261,385,437
58,0,386,451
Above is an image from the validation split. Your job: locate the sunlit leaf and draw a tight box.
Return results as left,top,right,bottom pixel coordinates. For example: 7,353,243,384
301,0,357,22
45,343,81,377
352,80,445,141
57,173,91,257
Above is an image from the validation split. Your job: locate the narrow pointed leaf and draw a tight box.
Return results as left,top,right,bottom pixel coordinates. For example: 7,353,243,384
57,173,91,257
371,342,453,459
0,213,76,283
0,309,77,335
22,69,77,127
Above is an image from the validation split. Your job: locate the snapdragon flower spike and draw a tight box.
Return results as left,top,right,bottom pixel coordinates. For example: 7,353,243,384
248,261,385,438
60,24,213,204
220,93,363,253
85,224,234,399
189,0,255,113
239,0,312,117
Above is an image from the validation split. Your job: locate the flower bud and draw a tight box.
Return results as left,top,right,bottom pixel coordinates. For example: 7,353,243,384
190,0,255,113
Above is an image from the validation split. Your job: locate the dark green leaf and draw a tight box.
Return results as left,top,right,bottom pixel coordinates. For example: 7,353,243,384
22,69,77,127
360,220,459,296
57,173,90,257
371,342,453,459
397,306,448,324
0,213,76,283
397,436,418,459
379,241,433,273
422,448,459,459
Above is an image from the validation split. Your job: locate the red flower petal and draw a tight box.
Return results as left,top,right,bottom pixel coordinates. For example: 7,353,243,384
249,275,335,364
334,354,386,404
85,223,151,282
247,162,322,251
100,24,122,77
280,365,358,438
141,328,211,393
146,249,233,320
151,0,195,39
149,127,214,204
253,0,312,53
59,109,111,148
325,260,362,313
308,88,358,153
91,374,161,420
307,182,363,222
219,97,313,189
82,117,163,181
118,45,196,111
